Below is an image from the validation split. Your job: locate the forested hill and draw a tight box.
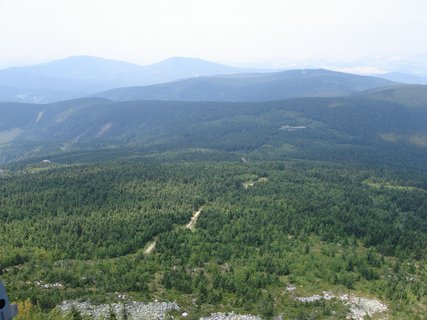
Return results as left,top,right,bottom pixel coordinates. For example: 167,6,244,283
93,69,397,102
0,56,271,103
0,77,426,320
0,86,426,168
0,56,262,93
1,152,426,319
356,84,427,108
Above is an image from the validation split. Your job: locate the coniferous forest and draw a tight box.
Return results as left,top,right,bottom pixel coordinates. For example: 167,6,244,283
2,1,427,318
0,150,426,319
0,59,427,320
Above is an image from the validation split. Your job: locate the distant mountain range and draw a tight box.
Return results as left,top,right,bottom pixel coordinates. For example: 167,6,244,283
94,69,397,102
0,56,266,103
0,85,426,165
0,56,403,104
376,72,427,85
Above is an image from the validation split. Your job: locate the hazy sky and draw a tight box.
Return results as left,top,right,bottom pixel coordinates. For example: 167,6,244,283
1,0,427,68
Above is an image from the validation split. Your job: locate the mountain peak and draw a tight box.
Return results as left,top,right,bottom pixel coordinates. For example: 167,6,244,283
40,55,142,68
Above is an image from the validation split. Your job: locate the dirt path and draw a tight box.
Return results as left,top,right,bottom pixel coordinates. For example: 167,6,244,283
144,241,156,255
144,208,203,255
186,207,203,230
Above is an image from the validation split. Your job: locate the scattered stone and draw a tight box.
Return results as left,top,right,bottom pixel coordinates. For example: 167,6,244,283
34,281,64,289
323,291,334,300
285,285,296,292
296,294,322,303
295,291,388,320
59,300,179,320
200,313,261,320
338,294,388,320
114,292,129,301
182,312,189,317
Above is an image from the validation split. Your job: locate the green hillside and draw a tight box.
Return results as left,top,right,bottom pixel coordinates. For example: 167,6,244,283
0,56,266,101
94,69,397,102
357,84,427,108
1,87,426,168
0,86,426,319
1,158,426,319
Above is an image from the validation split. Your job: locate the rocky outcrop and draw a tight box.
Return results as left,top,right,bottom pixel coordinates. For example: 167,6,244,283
339,294,388,320
200,312,261,320
295,291,388,320
59,300,179,320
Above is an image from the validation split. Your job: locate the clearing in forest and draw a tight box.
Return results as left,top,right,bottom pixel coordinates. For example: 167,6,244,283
243,177,268,189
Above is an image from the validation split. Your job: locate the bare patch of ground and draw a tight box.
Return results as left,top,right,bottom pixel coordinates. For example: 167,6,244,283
243,177,268,189
144,208,203,255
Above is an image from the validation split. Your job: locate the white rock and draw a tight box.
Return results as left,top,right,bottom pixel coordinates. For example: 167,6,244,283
294,291,387,320
200,312,261,320
59,300,179,320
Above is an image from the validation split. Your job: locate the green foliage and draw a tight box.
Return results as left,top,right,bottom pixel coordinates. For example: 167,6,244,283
1,86,427,168
0,158,426,319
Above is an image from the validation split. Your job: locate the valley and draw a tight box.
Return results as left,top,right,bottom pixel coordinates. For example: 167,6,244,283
0,59,426,320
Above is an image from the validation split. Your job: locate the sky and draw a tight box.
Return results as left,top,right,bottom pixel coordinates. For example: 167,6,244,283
1,0,427,69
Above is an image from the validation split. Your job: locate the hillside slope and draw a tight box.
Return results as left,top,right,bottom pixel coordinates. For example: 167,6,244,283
0,56,264,97
1,86,426,167
357,84,427,108
94,69,398,102
377,72,427,84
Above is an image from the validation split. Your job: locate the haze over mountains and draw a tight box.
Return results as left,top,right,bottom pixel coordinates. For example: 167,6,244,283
1,55,426,104
1,56,427,320
0,54,426,165
0,54,426,166
376,72,427,85
0,56,263,103
94,69,397,102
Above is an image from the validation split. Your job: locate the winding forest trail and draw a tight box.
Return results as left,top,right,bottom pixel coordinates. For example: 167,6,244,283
144,240,157,254
144,207,203,255
185,207,203,230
